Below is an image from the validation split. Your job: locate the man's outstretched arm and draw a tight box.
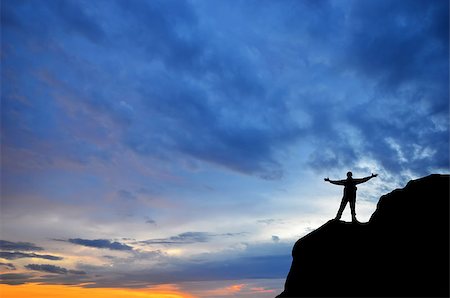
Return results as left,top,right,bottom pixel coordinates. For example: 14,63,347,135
324,178,346,185
354,173,378,184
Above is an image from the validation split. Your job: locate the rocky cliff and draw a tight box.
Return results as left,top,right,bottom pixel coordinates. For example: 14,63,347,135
277,174,449,297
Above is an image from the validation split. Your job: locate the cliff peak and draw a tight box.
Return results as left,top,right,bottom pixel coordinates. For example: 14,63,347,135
277,174,449,297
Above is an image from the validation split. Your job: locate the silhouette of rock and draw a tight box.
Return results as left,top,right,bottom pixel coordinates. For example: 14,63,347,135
277,174,449,297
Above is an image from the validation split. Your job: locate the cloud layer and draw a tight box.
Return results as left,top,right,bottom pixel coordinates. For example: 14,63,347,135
0,240,44,252
0,252,62,261
24,264,86,275
67,239,133,251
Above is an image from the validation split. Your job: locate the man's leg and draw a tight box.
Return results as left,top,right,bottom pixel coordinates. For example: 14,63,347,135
335,197,348,220
350,198,357,222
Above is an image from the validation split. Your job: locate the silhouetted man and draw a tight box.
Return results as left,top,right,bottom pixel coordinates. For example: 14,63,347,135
324,172,377,222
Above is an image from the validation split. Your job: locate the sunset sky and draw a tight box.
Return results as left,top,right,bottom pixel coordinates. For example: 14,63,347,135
1,0,448,297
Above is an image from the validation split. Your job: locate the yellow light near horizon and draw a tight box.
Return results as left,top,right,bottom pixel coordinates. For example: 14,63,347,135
0,283,196,298
165,248,183,256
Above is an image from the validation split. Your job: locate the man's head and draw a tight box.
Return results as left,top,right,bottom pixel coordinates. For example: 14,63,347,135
347,171,353,178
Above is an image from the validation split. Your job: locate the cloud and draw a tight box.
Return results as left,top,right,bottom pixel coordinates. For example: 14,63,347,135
343,0,448,89
49,0,106,43
115,0,201,71
0,251,63,260
1,236,291,288
0,262,16,270
2,0,105,43
257,219,284,225
4,0,446,182
0,273,33,285
117,189,137,200
3,0,449,182
102,1,300,179
304,0,448,174
102,255,116,260
167,232,210,243
145,218,157,225
139,232,245,245
80,254,290,288
132,0,444,178
184,255,290,281
0,240,43,251
25,264,86,275
123,73,299,179
67,238,133,251
140,232,211,245
1,0,302,180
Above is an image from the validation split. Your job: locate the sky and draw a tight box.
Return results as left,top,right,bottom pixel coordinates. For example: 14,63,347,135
1,0,448,297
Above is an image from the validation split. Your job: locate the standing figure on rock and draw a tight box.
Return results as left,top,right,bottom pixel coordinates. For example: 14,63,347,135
324,172,378,222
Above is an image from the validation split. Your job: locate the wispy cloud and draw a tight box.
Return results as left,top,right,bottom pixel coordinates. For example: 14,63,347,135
257,219,284,225
139,232,245,245
0,251,62,260
142,232,210,244
117,189,137,200
0,262,16,270
0,273,33,285
25,264,86,275
67,239,133,251
0,240,43,251
145,218,157,225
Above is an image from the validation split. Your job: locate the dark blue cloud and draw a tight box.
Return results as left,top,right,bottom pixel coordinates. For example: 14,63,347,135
0,251,63,261
166,232,210,243
294,0,448,175
115,0,202,72
112,1,300,178
257,219,284,225
83,250,291,287
126,70,299,179
339,0,449,175
140,232,245,245
1,0,447,183
44,242,292,287
140,232,214,245
68,238,133,251
0,273,33,285
1,0,105,43
25,264,86,275
117,189,137,200
2,0,302,179
1,1,112,168
184,255,290,280
145,218,157,225
50,1,106,43
0,240,43,251
344,0,448,88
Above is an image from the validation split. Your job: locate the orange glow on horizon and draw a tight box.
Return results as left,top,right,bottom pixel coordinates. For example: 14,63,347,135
195,283,247,296
227,283,246,292
0,283,196,298
250,286,275,293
